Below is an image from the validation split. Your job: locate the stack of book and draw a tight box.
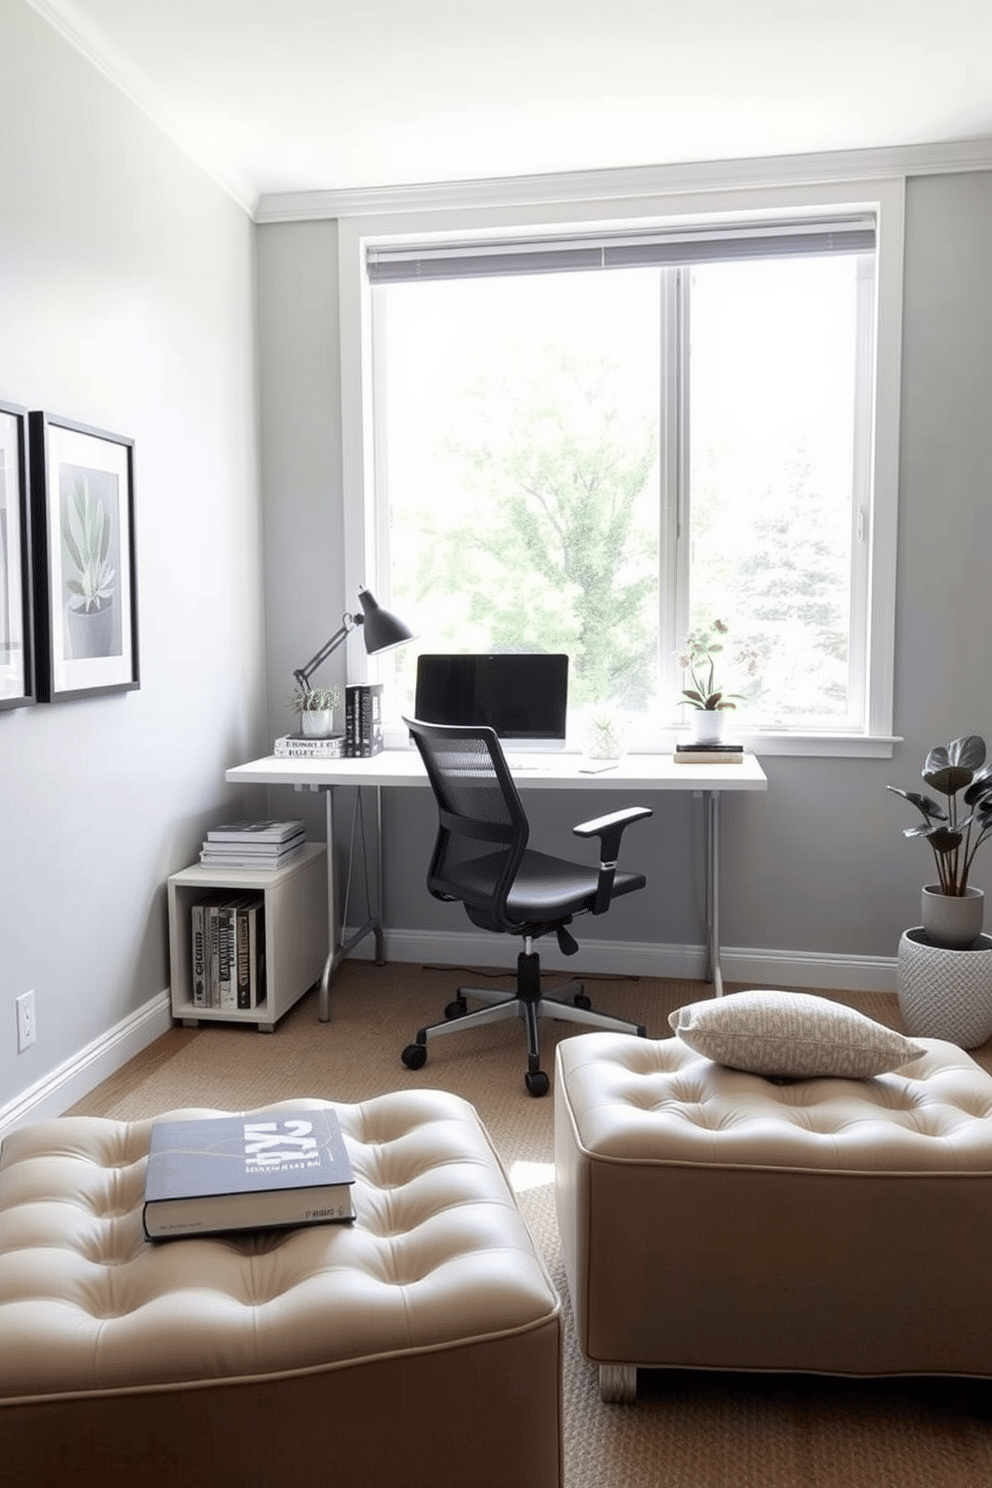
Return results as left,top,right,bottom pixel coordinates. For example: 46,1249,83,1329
274,732,345,760
199,819,306,868
673,742,745,765
190,891,265,1010
345,683,384,757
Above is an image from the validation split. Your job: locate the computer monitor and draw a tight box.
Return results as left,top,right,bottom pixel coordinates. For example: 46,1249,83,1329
414,653,569,752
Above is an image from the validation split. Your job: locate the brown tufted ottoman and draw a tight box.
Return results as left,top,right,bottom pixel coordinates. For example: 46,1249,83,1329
0,1092,561,1488
555,1031,992,1402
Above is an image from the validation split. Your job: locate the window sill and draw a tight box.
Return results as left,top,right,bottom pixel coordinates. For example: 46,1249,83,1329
386,723,901,760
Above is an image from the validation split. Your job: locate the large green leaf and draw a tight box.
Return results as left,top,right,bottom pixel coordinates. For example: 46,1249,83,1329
924,736,986,796
886,786,947,821
964,765,992,806
922,826,965,854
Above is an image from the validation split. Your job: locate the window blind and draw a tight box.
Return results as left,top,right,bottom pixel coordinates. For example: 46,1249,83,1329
366,217,876,284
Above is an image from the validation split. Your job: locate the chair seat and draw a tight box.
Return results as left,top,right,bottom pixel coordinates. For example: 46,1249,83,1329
454,848,646,925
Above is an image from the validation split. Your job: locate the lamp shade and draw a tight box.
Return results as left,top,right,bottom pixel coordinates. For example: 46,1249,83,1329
357,588,415,654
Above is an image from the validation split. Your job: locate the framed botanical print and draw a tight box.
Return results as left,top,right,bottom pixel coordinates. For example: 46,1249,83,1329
0,399,34,710
29,413,139,703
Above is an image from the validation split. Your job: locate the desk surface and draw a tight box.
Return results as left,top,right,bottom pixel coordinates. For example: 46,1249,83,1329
226,749,768,793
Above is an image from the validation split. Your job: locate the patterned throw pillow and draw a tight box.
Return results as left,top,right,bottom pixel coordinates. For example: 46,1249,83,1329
669,989,927,1078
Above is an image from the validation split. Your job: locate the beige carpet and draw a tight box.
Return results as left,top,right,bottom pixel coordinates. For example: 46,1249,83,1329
71,962,992,1488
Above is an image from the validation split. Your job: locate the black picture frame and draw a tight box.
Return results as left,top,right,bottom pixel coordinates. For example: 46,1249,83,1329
29,412,139,703
0,399,35,711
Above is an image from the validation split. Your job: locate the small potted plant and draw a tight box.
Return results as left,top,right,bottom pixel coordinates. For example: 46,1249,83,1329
582,706,629,761
676,619,760,743
888,735,992,947
290,684,342,739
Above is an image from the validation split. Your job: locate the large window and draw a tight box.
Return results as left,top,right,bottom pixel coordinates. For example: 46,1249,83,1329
340,182,903,754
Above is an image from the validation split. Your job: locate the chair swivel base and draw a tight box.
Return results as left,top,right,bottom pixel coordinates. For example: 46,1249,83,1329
401,950,645,1097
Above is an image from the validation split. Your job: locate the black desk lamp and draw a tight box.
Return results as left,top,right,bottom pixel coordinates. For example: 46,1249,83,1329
293,587,415,693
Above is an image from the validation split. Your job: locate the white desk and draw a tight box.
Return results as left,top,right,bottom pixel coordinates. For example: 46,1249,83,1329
225,749,768,1016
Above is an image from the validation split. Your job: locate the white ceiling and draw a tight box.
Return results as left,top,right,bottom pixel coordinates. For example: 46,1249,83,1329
27,0,992,212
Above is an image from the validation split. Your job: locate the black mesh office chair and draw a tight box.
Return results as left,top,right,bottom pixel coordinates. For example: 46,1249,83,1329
400,717,653,1096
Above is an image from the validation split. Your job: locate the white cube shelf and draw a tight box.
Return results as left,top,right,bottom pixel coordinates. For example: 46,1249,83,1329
167,843,328,1032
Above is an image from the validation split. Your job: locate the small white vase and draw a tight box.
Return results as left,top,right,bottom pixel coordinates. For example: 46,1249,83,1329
688,709,727,745
921,885,984,949
300,709,335,739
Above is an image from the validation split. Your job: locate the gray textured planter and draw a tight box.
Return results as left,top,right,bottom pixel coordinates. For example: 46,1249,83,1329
897,928,992,1048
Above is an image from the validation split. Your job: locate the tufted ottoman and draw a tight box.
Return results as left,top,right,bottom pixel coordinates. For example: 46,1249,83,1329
0,1092,561,1488
555,1031,992,1402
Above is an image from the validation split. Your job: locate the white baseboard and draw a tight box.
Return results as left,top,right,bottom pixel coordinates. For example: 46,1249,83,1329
0,937,899,1137
0,990,173,1139
346,927,899,996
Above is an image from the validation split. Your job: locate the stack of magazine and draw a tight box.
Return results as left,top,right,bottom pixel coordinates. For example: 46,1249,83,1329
200,819,306,869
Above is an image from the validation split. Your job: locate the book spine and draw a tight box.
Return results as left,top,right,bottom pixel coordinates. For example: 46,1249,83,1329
236,901,252,1010
191,903,207,1008
345,686,358,757
245,902,257,1007
207,904,222,1008
274,741,344,758
218,906,237,1010
249,903,266,1006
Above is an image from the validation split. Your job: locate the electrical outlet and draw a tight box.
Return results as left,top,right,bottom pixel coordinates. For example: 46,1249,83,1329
16,990,36,1052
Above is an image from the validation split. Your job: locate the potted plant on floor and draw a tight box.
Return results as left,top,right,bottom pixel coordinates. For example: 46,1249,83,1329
290,684,342,738
887,734,992,947
888,735,992,1047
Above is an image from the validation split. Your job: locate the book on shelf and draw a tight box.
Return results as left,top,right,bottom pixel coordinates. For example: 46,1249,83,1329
190,889,239,1008
205,819,306,844
673,742,745,764
143,1106,355,1240
274,733,345,759
345,683,384,758
190,892,265,1009
238,899,266,1009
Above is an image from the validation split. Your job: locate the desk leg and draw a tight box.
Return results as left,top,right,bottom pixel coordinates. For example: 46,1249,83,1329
704,790,724,998
317,784,385,1023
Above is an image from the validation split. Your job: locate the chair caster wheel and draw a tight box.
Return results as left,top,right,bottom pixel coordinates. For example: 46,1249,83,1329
574,992,592,1010
445,998,467,1019
525,1070,550,1098
402,1043,427,1070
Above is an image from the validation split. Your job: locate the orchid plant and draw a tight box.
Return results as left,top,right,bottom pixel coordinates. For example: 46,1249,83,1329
888,735,992,896
676,619,761,711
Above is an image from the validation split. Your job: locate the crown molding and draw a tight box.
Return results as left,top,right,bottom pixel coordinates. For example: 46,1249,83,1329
25,0,256,215
254,136,992,224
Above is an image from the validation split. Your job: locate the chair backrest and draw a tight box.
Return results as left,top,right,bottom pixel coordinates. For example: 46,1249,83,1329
403,717,529,932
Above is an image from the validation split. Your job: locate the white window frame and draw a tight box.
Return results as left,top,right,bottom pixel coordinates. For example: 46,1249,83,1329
338,176,905,758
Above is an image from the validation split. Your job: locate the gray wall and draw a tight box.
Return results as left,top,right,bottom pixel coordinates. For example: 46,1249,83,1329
0,0,265,1116
257,171,992,978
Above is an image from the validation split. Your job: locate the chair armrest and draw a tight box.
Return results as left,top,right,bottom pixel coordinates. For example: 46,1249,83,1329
573,806,652,914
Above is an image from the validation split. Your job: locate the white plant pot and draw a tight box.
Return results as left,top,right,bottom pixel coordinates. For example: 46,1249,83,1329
920,885,984,949
300,709,335,738
688,709,727,745
897,927,992,1048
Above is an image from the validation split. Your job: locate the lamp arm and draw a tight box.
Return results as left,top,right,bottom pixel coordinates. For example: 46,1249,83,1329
293,613,361,691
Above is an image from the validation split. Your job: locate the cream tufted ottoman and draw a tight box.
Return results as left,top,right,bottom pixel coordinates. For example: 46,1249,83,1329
555,1032,992,1402
0,1093,561,1488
